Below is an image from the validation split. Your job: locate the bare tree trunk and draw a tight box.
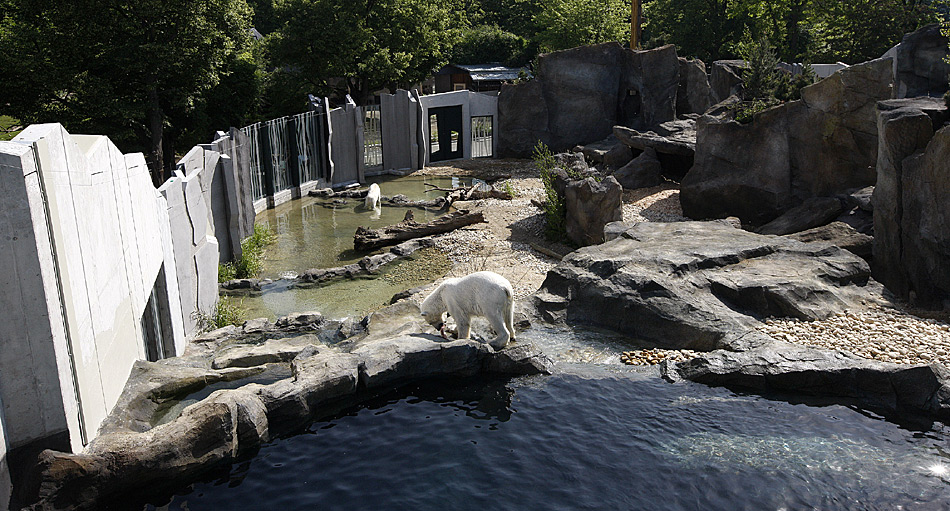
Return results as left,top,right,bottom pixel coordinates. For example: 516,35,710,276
146,84,165,187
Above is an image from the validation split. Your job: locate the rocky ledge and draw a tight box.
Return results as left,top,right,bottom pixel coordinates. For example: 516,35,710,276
26,305,553,510
533,219,950,422
534,220,879,352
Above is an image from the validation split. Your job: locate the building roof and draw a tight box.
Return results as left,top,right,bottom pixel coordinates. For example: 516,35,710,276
451,64,529,82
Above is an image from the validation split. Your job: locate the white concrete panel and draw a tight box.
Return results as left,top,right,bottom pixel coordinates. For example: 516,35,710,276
183,173,208,246
194,237,219,316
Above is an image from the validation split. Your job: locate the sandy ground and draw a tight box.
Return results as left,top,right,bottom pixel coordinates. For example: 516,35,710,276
414,159,950,367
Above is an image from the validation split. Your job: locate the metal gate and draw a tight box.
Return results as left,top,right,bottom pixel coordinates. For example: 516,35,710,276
471,116,493,158
428,105,463,162
363,104,383,170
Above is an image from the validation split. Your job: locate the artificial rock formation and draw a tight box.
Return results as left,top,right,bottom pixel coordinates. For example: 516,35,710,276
564,176,623,247
27,303,553,510
498,43,681,157
612,147,663,190
534,221,878,352
887,24,950,99
873,97,950,306
681,58,894,225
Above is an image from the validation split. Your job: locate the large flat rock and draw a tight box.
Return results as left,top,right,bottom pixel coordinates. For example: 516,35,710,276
534,221,878,351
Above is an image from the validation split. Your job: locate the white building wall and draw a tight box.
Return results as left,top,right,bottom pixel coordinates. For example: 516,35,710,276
418,90,499,165
3,124,185,451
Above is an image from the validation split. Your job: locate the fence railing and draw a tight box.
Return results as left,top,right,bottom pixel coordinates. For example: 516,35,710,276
472,116,493,158
363,105,382,169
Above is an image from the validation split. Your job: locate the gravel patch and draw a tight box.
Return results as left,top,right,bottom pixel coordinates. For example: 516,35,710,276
758,305,950,366
621,348,704,366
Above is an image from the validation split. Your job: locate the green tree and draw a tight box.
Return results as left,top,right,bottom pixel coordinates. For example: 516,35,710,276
451,24,533,66
478,0,544,38
809,0,944,64
267,0,468,110
0,0,256,183
532,0,630,52
643,0,749,61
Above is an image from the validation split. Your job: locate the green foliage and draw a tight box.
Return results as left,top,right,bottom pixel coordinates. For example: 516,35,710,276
739,34,781,100
0,0,259,176
644,0,945,65
533,0,630,52
219,224,277,281
776,62,816,101
733,98,780,124
267,0,468,109
478,0,544,38
532,141,567,242
0,115,21,141
451,25,533,67
499,180,518,197
195,297,247,332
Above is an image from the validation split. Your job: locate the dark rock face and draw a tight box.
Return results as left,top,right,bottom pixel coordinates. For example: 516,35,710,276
612,147,663,190
498,43,681,157
787,221,873,259
709,60,746,104
564,176,623,246
678,58,715,115
662,342,950,421
534,221,875,352
574,136,632,168
756,197,845,235
681,58,894,225
873,98,950,305
891,24,950,99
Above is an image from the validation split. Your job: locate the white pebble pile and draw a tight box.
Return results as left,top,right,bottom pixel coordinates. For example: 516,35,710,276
621,348,703,366
758,306,950,366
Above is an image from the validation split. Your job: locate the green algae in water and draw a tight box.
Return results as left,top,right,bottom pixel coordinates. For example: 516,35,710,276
255,175,472,278
238,248,451,321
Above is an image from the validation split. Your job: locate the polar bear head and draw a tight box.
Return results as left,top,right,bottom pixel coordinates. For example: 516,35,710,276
419,284,448,330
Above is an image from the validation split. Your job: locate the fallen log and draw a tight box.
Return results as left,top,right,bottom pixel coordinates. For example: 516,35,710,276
354,210,486,251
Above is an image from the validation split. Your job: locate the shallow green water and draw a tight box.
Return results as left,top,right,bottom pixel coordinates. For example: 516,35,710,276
255,175,472,278
236,175,471,320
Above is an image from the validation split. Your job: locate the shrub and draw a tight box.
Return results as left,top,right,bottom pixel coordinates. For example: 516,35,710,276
218,224,277,282
740,35,782,101
533,141,567,242
733,98,780,124
194,297,247,332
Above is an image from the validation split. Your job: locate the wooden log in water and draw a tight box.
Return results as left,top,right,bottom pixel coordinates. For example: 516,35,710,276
354,210,486,251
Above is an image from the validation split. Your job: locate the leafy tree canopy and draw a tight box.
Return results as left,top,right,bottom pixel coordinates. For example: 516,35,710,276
267,0,469,111
451,24,533,67
533,0,631,52
0,0,259,179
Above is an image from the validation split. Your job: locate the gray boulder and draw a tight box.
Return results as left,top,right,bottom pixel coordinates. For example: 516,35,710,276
613,147,663,190
756,196,845,235
873,97,950,305
682,58,894,225
498,43,680,156
710,60,746,103
574,136,632,168
554,151,590,175
678,58,715,115
564,176,623,246
890,24,950,99
534,221,876,352
663,342,950,421
786,221,873,259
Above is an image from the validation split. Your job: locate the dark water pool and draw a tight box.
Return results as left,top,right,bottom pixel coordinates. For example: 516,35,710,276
148,374,950,510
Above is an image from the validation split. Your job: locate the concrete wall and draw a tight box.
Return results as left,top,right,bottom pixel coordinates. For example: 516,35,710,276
2,124,186,453
158,157,220,338
380,89,422,172
419,90,499,165
328,96,364,187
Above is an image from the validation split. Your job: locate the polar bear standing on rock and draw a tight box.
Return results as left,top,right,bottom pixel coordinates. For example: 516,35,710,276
364,183,381,210
420,271,515,350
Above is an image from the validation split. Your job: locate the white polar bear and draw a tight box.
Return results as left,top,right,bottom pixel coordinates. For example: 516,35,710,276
364,183,381,210
420,271,516,350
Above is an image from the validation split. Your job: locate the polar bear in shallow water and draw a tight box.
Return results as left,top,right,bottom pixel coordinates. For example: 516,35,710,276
364,183,381,210
420,271,515,350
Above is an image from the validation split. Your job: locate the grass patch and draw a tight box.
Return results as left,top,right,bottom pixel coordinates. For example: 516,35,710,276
0,116,22,142
194,297,247,332
218,224,278,282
